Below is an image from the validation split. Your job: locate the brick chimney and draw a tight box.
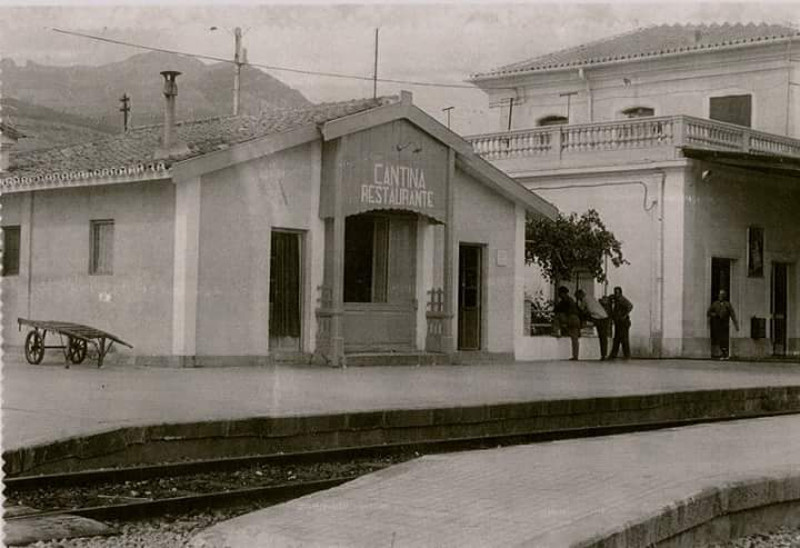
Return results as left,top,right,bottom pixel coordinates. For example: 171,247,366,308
154,70,190,160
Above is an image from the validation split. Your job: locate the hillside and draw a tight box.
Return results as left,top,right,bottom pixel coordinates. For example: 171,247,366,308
1,97,115,153
1,52,311,150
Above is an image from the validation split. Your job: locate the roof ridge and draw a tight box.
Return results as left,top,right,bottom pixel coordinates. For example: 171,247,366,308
471,22,800,80
483,25,648,76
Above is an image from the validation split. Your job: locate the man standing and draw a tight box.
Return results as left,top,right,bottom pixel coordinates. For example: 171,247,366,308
607,286,633,360
707,290,739,360
554,286,582,361
576,289,610,360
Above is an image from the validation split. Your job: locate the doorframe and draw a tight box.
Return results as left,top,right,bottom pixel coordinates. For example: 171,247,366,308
770,261,791,356
457,242,485,351
269,228,306,353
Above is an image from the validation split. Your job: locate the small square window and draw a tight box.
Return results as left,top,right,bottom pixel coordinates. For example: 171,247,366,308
90,220,114,275
2,225,21,276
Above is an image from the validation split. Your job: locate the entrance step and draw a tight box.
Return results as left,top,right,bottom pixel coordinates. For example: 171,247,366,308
345,352,450,367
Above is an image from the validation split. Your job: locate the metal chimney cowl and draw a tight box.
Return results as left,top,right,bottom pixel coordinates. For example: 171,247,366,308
154,70,191,160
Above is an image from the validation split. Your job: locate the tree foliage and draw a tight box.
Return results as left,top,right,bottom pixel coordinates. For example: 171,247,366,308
525,209,628,284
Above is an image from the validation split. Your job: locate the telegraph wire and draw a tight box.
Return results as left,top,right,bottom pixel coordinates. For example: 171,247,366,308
51,28,511,91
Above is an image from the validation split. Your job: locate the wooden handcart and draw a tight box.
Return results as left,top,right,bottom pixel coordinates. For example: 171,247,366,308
18,318,133,368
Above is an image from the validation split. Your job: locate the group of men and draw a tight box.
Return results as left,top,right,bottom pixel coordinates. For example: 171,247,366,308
554,286,633,361
553,285,740,361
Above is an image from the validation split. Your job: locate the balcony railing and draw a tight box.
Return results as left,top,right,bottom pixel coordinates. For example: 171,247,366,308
466,115,800,162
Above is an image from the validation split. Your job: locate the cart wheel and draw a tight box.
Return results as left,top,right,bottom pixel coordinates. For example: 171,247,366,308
67,338,88,364
24,331,45,365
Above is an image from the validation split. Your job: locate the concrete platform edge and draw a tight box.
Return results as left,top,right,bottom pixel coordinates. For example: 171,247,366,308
5,386,800,476
581,473,800,548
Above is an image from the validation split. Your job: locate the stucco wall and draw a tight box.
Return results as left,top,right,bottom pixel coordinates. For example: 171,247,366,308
1,181,175,357
453,168,517,354
484,45,798,139
518,168,670,357
194,142,324,357
682,162,800,358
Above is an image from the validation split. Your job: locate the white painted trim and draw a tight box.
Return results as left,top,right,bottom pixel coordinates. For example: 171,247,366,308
1,172,170,194
172,176,201,356
513,203,526,359
507,159,691,180
416,217,434,351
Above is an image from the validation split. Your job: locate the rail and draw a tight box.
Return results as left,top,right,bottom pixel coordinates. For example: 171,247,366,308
466,115,800,161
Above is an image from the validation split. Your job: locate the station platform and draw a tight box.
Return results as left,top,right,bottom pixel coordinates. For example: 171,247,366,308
189,414,800,548
2,354,799,452
2,354,800,546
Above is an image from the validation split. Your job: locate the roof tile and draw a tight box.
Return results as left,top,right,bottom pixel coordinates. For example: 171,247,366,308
471,23,799,80
3,96,396,181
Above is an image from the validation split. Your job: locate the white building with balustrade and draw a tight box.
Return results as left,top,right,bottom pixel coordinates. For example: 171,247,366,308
467,23,800,359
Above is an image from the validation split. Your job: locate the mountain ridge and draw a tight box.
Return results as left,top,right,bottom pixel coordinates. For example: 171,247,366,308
1,52,311,151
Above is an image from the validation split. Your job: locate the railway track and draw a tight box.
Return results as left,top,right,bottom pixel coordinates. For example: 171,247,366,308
7,412,794,526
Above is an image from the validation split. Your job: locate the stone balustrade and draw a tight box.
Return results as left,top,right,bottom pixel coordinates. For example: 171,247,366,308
466,115,800,162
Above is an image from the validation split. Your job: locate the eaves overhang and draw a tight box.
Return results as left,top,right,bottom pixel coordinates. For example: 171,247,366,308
681,147,800,177
469,35,800,84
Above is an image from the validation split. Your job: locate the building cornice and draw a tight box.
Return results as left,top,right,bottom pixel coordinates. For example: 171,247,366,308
0,162,170,193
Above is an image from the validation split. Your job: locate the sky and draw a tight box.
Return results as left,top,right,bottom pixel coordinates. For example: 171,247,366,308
1,1,799,134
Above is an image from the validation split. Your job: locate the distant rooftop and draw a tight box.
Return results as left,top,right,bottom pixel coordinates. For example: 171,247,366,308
471,23,800,80
2,96,395,183
0,121,24,140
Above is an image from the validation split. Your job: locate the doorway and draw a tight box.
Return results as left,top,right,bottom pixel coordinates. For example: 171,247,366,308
458,244,482,350
771,263,789,356
269,230,302,352
711,258,732,301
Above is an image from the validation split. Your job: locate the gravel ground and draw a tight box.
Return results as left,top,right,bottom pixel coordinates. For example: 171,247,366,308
22,521,800,547
706,527,800,548
9,457,408,512
21,506,256,547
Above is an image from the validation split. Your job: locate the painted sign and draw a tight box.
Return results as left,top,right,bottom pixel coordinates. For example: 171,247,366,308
322,119,448,223
360,163,435,210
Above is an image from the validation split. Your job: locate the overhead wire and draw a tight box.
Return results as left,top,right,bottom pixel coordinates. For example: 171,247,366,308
51,27,513,91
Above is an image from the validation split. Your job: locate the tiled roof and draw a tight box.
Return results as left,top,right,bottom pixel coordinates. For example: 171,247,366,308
471,23,800,80
2,96,396,183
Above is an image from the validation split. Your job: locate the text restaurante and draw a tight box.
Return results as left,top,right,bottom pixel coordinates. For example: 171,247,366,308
360,163,435,208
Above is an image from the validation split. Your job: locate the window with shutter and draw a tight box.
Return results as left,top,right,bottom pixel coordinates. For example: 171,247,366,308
2,225,21,276
90,220,114,275
709,95,752,127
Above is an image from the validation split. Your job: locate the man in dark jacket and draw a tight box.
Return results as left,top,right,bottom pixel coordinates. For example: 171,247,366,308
607,286,633,360
707,290,739,360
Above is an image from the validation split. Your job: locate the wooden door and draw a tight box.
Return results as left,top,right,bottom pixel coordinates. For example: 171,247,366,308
771,263,788,356
270,231,301,351
458,245,482,350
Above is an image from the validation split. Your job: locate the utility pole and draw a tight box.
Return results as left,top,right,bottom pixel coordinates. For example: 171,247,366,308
373,28,380,99
233,27,243,116
119,93,130,132
442,106,454,129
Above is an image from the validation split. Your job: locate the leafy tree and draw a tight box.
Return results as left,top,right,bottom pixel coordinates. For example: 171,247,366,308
525,209,627,285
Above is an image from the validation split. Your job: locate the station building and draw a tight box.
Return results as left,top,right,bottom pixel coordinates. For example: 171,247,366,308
466,24,800,359
0,77,556,366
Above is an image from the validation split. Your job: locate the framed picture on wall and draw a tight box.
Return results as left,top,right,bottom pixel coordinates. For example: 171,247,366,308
747,226,764,278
